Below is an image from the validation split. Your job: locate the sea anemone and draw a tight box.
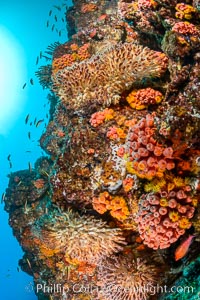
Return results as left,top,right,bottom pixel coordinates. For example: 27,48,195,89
38,210,126,264
97,254,158,300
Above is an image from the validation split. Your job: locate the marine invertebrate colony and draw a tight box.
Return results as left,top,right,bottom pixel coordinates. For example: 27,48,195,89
126,88,163,110
125,114,175,180
3,0,200,299
136,177,196,249
52,42,168,111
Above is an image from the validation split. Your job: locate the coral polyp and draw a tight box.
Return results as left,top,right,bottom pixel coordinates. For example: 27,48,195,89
125,114,175,180
136,176,196,249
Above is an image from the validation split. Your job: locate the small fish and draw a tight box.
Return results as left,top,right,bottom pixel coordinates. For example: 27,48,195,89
46,113,48,119
36,56,39,65
46,191,50,197
55,15,58,22
28,132,31,139
52,24,55,31
7,154,11,161
66,266,71,280
97,14,108,22
175,235,195,261
46,20,49,27
62,17,65,22
22,83,27,89
26,258,32,270
9,162,12,169
17,267,20,272
49,10,52,16
30,122,32,126
53,5,61,11
1,193,5,204
17,181,22,186
28,162,32,173
41,55,51,61
30,78,34,85
36,119,44,128
39,51,42,59
25,114,30,124
40,170,49,177
24,200,27,212
136,244,146,251
34,117,37,125
59,30,62,37
25,150,31,153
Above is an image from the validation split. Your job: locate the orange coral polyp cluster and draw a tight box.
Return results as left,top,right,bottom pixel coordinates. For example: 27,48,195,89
108,196,130,221
52,44,91,74
126,88,163,110
172,21,199,35
90,108,114,127
175,3,196,20
77,43,91,61
107,126,126,140
123,177,134,192
126,114,175,180
92,192,130,221
138,0,157,10
52,54,76,74
136,178,195,249
92,191,111,214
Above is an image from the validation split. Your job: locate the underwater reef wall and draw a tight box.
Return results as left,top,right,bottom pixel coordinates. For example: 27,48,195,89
4,0,200,299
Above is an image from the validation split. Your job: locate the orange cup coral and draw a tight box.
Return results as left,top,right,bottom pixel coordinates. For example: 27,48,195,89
126,88,163,110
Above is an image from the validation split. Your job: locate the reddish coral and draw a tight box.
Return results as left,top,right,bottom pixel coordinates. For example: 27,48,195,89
52,44,91,74
90,108,114,127
123,177,134,192
77,43,91,60
106,126,126,140
172,21,199,35
92,192,130,221
175,3,196,20
135,177,196,249
92,191,111,214
118,0,138,19
138,0,157,10
52,54,76,74
108,196,130,221
125,114,175,180
126,88,163,110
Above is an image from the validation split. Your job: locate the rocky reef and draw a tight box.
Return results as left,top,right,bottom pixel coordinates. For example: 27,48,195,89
4,0,200,299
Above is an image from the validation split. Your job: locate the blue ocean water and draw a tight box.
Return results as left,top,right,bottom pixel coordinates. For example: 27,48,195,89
0,1,72,299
